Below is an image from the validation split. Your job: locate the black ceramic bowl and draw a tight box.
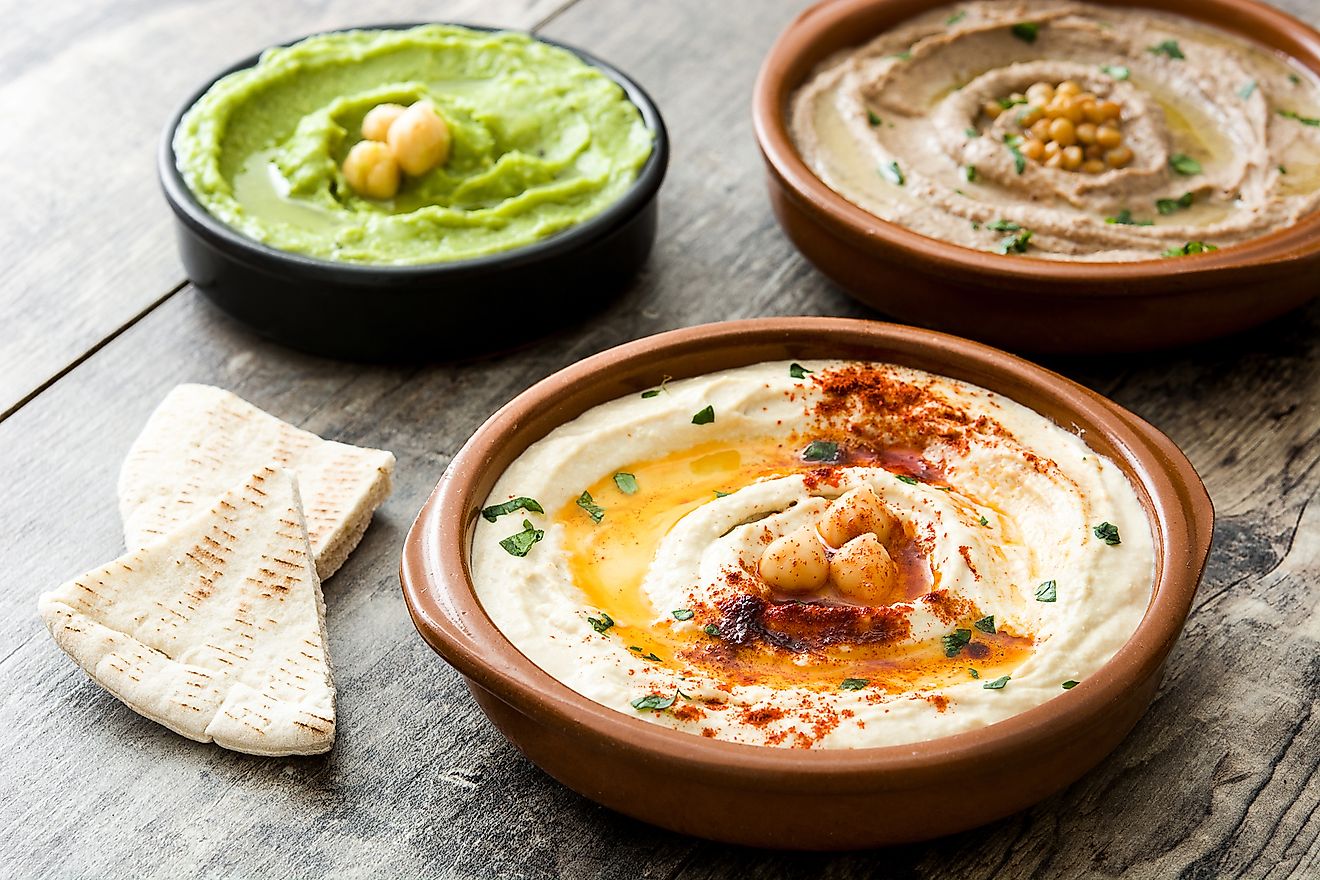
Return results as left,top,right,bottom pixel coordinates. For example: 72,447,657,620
159,24,669,361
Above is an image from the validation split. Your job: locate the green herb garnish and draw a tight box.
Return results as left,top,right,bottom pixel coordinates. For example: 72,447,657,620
1093,522,1121,545
1011,22,1039,43
889,50,912,61
1062,680,1080,689
1162,240,1218,257
713,490,731,498
1278,109,1320,126
979,515,990,527
995,230,1033,255
965,127,981,138
1148,39,1184,59
672,609,695,621
613,472,639,495
587,611,615,634
983,675,1011,690
969,668,980,679
974,615,996,634
896,474,919,485
576,491,605,523
942,628,973,657
1156,192,1194,215
880,160,905,185
640,375,672,398
867,109,882,126
1100,64,1130,80
631,692,677,711
946,10,966,25
1035,579,1058,602
987,219,1021,232
628,646,662,662
789,362,812,379
840,678,869,690
1105,209,1154,226
803,440,840,462
963,164,978,183
691,405,715,425
499,519,544,557
1238,80,1258,99
996,95,1029,110
703,623,720,636
1004,135,1027,175
481,496,544,522
1169,153,1202,175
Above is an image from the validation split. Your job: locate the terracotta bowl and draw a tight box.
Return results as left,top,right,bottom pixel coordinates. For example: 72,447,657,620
400,317,1214,850
752,0,1320,354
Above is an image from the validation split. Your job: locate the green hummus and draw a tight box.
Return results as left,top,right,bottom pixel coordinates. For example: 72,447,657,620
174,25,654,264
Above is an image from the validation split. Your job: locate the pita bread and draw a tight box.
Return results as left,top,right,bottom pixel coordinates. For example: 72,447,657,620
39,467,336,756
118,384,394,581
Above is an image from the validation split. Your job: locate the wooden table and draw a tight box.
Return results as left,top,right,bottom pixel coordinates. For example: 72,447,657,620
3,1,1317,876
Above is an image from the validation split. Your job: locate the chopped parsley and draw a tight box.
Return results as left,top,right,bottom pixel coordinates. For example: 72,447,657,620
880,160,905,186
974,615,996,634
889,50,912,61
1156,192,1194,215
802,440,841,462
1062,680,1080,689
1162,240,1218,257
1010,22,1039,43
965,127,981,138
613,472,639,495
498,519,544,557
1169,153,1202,175
691,405,715,425
942,628,973,657
630,691,678,711
946,10,966,25
628,646,662,662
1105,209,1154,226
1035,579,1058,602
576,491,605,523
896,474,919,485
840,678,869,691
587,611,615,634
969,668,980,679
703,623,720,636
1004,135,1027,175
983,675,1011,690
481,496,544,522
1279,165,1289,175
987,219,1021,232
995,230,1033,255
1093,522,1122,545
1278,109,1320,126
996,95,1029,110
1238,80,1258,99
713,490,731,498
672,609,695,621
963,164,978,183
867,109,882,126
1148,39,1185,60
1288,73,1301,85
789,362,812,379
640,375,672,398
979,515,990,527
1100,64,1130,80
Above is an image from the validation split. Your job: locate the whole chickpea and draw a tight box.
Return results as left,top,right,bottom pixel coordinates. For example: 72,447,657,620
1049,117,1077,146
361,103,406,142
342,141,400,200
1061,145,1084,171
759,526,830,592
817,484,899,548
387,100,452,176
1026,82,1055,104
830,533,899,605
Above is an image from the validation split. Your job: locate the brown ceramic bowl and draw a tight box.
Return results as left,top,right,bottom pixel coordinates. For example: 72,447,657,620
752,0,1320,354
400,317,1213,850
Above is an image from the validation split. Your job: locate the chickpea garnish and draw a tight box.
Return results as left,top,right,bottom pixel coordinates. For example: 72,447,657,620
984,79,1131,174
342,99,452,199
341,141,400,200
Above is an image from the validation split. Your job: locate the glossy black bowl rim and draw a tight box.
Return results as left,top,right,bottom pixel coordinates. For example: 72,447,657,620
158,22,670,282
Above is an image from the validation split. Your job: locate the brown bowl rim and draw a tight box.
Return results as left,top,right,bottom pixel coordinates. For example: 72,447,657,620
400,317,1214,789
750,0,1320,288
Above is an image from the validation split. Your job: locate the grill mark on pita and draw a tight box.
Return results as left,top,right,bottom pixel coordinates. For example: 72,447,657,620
294,720,329,732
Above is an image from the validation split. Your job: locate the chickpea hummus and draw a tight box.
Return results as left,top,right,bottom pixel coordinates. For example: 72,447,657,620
175,26,653,264
471,362,1156,749
790,1,1320,261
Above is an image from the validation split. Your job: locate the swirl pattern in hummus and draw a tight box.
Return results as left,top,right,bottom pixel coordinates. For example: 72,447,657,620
471,362,1156,749
790,1,1320,261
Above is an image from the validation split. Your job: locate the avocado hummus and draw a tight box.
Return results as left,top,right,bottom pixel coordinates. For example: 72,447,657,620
174,26,654,264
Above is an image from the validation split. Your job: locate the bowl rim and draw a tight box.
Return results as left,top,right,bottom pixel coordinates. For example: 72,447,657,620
157,22,670,280
750,0,1320,287
400,317,1215,787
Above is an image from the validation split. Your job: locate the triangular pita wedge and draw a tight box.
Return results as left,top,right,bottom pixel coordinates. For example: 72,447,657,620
40,467,336,756
118,384,394,581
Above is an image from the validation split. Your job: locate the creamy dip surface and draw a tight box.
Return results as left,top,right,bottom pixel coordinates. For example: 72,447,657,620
471,361,1156,749
790,0,1320,261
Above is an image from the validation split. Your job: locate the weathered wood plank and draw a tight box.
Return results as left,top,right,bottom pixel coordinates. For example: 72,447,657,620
1,0,1317,876
0,0,572,418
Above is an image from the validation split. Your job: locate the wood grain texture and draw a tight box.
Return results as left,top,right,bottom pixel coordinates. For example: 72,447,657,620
1,0,1317,877
0,0,570,418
